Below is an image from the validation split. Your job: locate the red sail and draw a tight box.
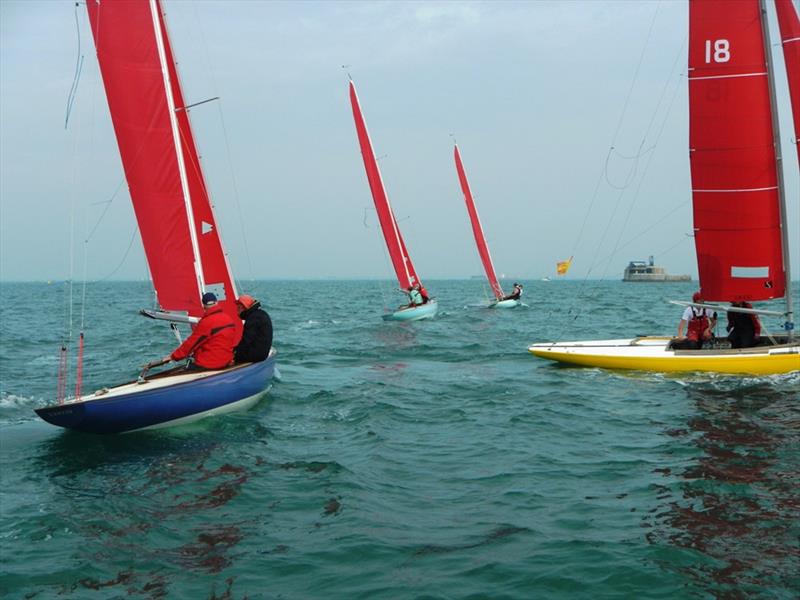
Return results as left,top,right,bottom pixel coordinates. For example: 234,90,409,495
349,81,420,290
688,0,785,301
454,145,504,300
775,0,800,168
87,0,238,323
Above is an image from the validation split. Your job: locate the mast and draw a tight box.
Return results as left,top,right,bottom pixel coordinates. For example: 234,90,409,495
149,0,205,299
760,0,794,338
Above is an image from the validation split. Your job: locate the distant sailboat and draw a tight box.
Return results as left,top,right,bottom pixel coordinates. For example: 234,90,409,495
35,0,275,433
529,0,799,374
454,144,520,308
349,80,438,321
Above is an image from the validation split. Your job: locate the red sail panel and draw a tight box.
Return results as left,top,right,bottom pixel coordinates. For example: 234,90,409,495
87,0,200,314
688,0,785,301
156,3,240,328
349,81,419,290
775,0,800,168
454,145,504,300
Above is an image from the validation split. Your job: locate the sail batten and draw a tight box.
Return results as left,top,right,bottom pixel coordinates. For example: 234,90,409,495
453,145,504,300
349,81,420,291
688,0,785,302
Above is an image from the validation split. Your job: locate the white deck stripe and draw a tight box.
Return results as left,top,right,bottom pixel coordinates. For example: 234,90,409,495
783,36,800,44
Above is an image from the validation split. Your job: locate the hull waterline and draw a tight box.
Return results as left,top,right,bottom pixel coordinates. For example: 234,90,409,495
490,299,520,309
528,338,800,375
383,300,439,321
35,353,276,434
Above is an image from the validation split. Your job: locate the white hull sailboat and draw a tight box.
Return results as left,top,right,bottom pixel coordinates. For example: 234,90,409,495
349,80,438,322
453,144,521,309
530,0,799,375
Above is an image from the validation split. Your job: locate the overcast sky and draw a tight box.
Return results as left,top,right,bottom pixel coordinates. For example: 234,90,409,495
1,0,798,283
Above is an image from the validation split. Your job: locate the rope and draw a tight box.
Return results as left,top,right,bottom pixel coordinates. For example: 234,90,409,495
187,1,255,287
74,333,84,401
64,2,83,129
363,206,394,309
57,345,68,405
555,3,693,338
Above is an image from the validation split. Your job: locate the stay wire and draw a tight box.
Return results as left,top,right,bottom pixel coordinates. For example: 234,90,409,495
566,2,662,263
189,2,256,287
64,2,84,130
589,35,688,283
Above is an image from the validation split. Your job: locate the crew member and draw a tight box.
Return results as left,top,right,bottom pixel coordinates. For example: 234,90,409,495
234,294,273,363
504,283,523,301
154,292,238,371
676,291,717,350
726,301,761,349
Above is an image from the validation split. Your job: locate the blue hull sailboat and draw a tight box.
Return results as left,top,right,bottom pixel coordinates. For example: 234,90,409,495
35,0,275,433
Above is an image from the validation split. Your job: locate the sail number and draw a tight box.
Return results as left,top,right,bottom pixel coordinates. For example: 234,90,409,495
705,39,730,63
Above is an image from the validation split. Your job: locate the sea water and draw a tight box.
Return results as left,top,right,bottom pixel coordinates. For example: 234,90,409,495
1,279,798,599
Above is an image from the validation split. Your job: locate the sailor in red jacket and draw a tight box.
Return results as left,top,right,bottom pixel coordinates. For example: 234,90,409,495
156,292,238,371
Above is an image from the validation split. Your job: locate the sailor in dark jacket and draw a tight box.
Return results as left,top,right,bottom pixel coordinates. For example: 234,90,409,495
234,294,273,363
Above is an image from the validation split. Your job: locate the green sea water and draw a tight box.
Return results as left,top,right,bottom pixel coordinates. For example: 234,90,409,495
1,279,798,599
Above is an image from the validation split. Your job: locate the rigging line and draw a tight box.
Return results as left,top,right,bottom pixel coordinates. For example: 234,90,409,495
593,58,688,282
364,206,393,308
188,1,256,284
566,3,662,260
91,225,139,282
562,29,686,330
653,232,692,259
85,180,126,242
590,200,690,268
609,1,662,145
604,139,647,190
592,69,687,280
64,2,84,129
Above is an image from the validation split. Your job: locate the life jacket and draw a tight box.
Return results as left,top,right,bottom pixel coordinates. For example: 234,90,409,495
171,306,238,369
687,307,709,339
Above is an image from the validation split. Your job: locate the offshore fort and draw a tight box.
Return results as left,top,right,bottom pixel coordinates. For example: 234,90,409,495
623,256,691,282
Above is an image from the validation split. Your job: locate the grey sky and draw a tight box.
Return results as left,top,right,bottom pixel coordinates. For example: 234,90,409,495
1,0,798,283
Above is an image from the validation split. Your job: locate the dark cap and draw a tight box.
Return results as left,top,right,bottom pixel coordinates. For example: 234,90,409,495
202,292,217,306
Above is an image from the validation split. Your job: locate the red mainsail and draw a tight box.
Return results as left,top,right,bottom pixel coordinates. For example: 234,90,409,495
688,0,785,301
775,0,800,168
349,81,420,291
454,144,504,300
87,0,238,322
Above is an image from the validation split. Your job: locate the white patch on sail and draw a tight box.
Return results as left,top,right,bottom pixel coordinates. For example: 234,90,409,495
202,221,214,235
731,266,769,278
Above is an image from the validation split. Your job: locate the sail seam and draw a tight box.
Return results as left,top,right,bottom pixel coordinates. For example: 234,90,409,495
688,71,766,81
692,186,778,193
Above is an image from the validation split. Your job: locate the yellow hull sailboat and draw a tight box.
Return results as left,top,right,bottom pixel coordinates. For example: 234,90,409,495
530,0,800,375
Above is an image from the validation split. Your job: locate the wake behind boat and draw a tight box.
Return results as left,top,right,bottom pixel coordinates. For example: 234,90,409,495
35,0,275,433
530,0,799,375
